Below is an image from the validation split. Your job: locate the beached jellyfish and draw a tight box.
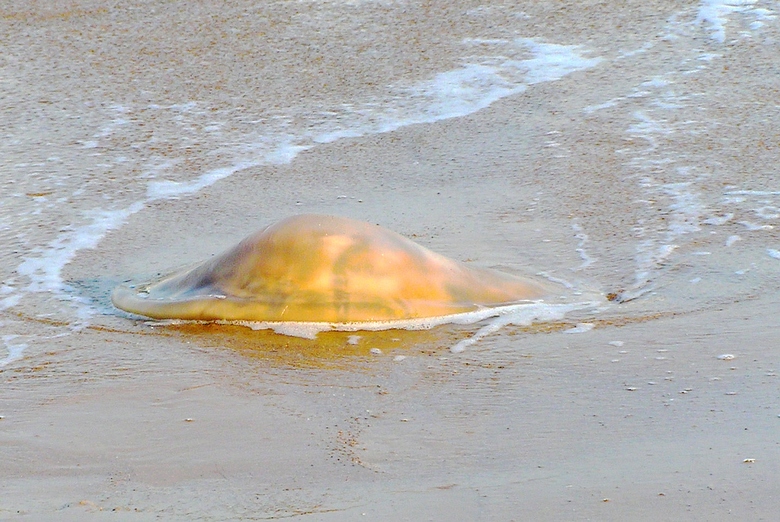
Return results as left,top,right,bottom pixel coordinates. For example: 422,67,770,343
112,214,547,323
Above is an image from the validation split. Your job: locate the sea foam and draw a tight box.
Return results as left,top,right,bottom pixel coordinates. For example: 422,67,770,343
12,38,602,330
158,299,603,353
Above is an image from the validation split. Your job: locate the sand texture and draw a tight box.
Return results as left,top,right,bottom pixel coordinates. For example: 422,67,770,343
2,0,780,520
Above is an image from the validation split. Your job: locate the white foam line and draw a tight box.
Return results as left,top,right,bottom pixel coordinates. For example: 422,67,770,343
726,190,780,196
619,233,684,302
564,322,595,334
522,40,603,84
313,38,601,144
1,335,27,367
755,206,780,219
214,301,566,340
17,202,145,295
149,300,603,353
449,302,600,353
696,0,760,42
663,182,704,237
146,161,263,200
584,98,621,114
739,221,774,231
605,7,767,302
702,213,734,226
572,222,596,270
8,37,602,350
0,283,21,311
537,271,576,289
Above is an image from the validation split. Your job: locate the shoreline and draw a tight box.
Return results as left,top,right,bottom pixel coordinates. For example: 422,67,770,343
3,0,780,519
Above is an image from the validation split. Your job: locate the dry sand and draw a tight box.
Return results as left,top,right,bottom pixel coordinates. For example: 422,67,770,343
2,1,780,520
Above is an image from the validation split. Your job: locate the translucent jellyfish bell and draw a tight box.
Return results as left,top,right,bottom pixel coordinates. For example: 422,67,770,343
112,214,548,323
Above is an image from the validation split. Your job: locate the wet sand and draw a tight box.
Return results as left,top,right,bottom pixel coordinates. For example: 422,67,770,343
3,0,780,520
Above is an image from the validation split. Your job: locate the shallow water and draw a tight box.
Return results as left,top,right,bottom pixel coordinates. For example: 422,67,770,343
3,0,776,356
2,0,780,520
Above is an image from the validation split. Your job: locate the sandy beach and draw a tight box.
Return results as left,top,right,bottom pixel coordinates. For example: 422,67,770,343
2,0,780,520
